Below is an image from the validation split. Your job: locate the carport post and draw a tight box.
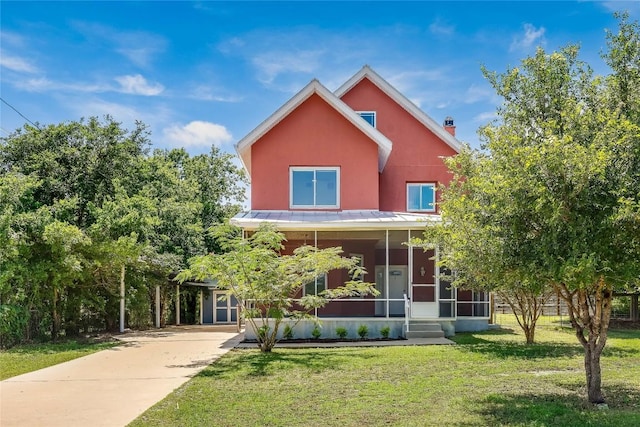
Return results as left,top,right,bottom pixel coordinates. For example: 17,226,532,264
119,265,125,333
155,285,161,328
199,289,203,325
175,284,180,325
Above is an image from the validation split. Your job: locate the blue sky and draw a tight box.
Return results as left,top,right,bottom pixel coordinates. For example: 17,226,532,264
2,1,639,157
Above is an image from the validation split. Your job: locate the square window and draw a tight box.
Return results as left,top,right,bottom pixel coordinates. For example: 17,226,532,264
357,111,376,127
303,275,327,296
407,183,436,212
290,167,339,208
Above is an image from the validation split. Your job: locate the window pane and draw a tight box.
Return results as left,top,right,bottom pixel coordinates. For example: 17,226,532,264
292,170,314,206
421,185,435,210
304,281,315,296
317,275,327,292
304,275,326,295
407,185,420,210
358,112,375,127
315,170,337,206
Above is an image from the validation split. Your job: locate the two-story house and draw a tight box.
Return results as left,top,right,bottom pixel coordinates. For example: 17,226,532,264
229,66,490,339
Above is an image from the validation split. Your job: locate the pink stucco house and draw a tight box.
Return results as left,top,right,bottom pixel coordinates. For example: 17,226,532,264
231,66,489,338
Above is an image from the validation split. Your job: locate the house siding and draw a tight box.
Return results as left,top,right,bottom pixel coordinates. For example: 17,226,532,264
339,78,457,212
251,93,380,211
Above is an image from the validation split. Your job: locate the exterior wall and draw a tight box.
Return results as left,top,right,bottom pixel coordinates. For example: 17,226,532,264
250,93,380,210
455,319,490,333
339,78,457,212
244,318,407,340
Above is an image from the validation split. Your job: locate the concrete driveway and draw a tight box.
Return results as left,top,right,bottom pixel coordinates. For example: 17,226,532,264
0,326,242,427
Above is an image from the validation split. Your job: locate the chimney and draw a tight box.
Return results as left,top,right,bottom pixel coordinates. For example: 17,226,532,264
443,116,456,137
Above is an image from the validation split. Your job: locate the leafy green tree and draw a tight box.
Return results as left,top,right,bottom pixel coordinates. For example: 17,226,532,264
429,16,640,405
178,223,378,352
1,117,246,344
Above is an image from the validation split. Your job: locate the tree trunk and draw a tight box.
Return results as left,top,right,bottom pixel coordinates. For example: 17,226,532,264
585,339,605,404
524,325,535,345
51,287,59,341
498,289,549,344
64,286,80,337
556,278,612,404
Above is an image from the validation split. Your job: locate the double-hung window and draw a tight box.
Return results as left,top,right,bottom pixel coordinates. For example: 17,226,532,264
407,183,436,212
290,167,340,208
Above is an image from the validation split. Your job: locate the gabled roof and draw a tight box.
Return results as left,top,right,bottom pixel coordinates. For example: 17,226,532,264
335,65,462,153
235,79,393,177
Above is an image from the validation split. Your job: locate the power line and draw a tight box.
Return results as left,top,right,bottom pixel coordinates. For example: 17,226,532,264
0,97,40,130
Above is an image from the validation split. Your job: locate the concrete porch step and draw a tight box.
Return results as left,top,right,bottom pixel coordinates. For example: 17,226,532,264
406,321,445,339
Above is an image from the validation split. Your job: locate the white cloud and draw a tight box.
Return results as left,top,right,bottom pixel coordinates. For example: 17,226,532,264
599,1,640,17
14,77,109,93
115,74,164,96
252,49,324,85
163,121,233,148
510,23,546,52
387,69,447,93
77,99,143,122
68,97,174,133
464,84,500,104
72,21,167,67
0,30,26,47
216,28,376,91
473,111,498,123
188,85,243,102
429,19,455,36
0,52,39,73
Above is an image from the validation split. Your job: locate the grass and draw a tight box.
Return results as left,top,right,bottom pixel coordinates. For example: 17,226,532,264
130,325,640,427
0,339,119,380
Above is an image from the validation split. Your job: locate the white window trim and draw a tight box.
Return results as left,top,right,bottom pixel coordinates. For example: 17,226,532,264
406,183,437,212
290,167,340,209
356,111,376,128
302,274,328,296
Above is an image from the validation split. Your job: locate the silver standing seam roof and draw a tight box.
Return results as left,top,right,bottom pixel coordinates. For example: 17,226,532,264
230,210,441,231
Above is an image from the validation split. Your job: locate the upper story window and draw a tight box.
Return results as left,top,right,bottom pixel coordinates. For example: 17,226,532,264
290,167,340,209
357,111,376,127
407,183,436,212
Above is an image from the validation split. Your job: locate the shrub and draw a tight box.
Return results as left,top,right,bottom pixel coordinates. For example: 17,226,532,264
380,325,391,339
311,325,322,339
0,304,29,348
357,324,369,339
335,326,348,339
283,324,294,340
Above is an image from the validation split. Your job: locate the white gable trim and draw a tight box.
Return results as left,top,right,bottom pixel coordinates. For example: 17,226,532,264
235,79,393,178
335,65,462,153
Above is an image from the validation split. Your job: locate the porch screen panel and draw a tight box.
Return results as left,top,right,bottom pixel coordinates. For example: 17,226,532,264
438,266,456,318
316,230,382,317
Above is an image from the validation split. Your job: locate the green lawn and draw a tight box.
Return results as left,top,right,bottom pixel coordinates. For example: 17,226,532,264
0,339,119,380
130,325,640,427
